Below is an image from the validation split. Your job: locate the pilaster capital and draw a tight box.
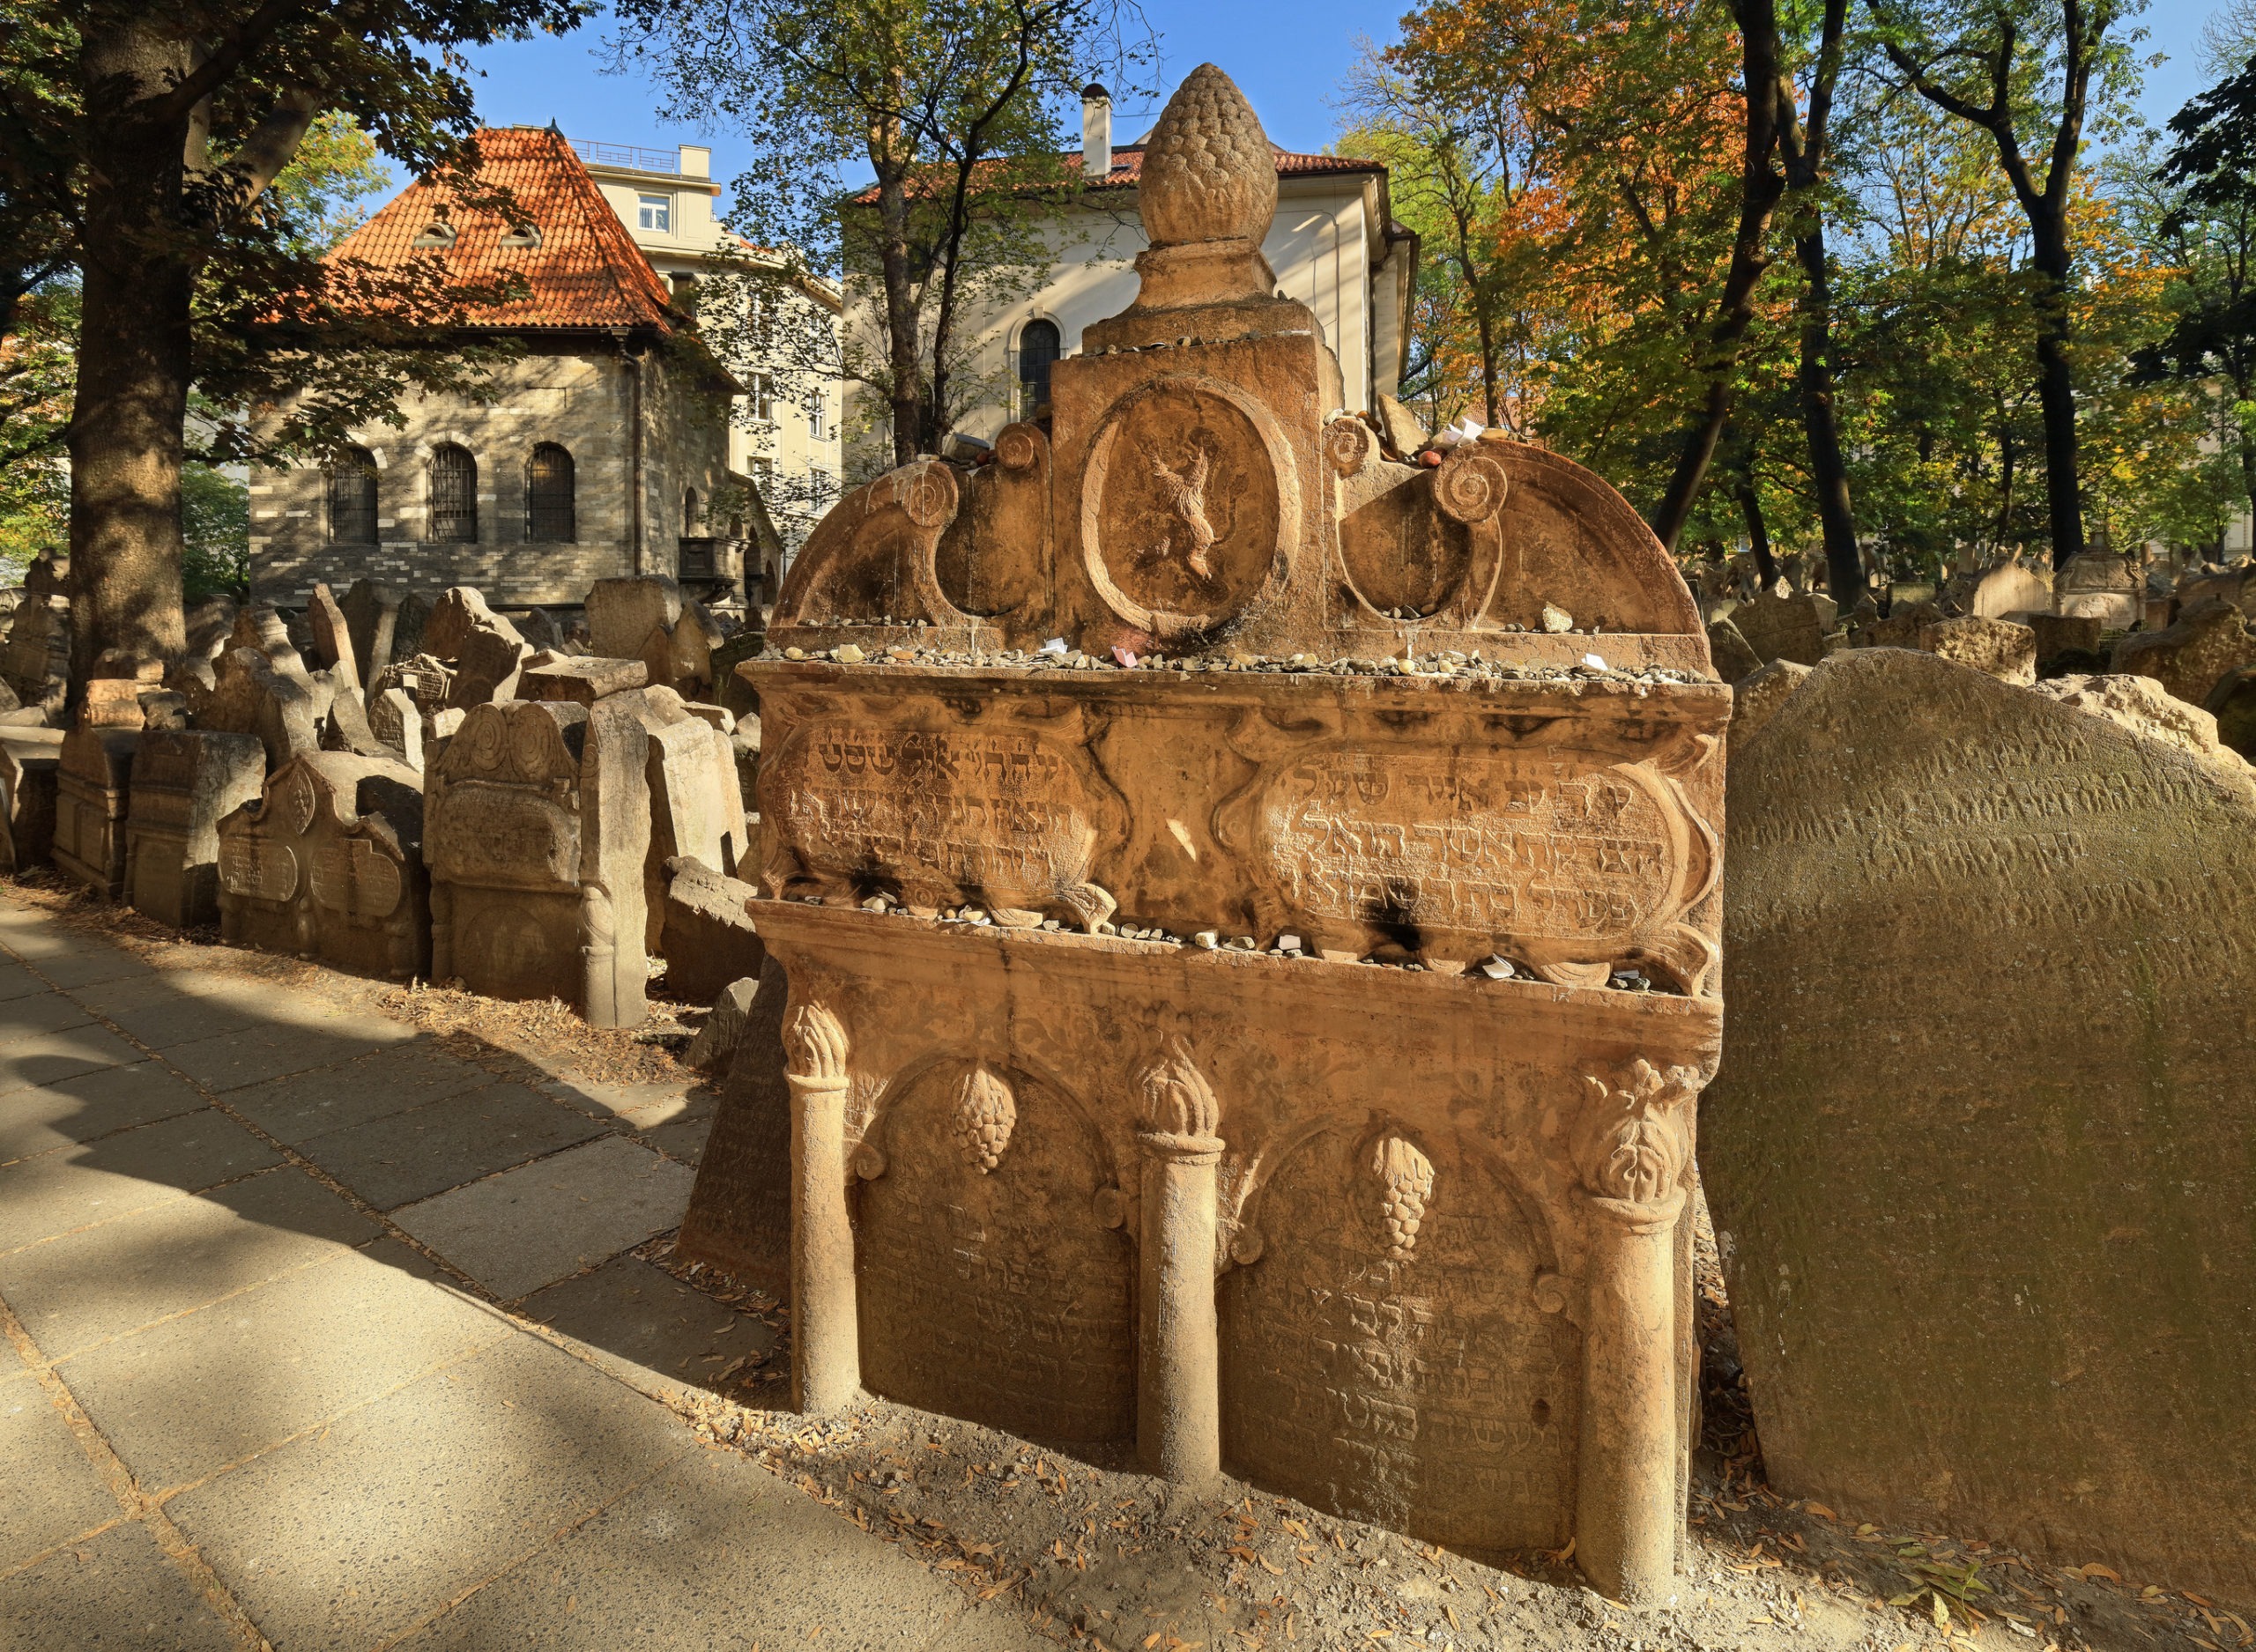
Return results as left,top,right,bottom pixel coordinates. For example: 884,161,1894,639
783,999,849,1086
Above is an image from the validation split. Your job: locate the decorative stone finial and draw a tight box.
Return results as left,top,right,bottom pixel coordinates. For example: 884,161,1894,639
1139,64,1276,248
783,1001,849,1084
1137,1036,1220,1139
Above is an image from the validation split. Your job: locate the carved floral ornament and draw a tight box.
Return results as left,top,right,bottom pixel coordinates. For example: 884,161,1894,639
1136,1036,1221,1147
1372,1134,1436,1260
951,1064,1017,1173
1577,1058,1701,1204
783,1001,850,1085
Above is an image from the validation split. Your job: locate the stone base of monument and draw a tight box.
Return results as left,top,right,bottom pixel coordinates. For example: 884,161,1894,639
125,730,266,929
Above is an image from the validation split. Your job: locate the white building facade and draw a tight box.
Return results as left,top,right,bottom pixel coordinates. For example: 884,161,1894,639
575,139,844,547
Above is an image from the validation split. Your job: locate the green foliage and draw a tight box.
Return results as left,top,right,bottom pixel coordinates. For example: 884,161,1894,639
181,465,250,602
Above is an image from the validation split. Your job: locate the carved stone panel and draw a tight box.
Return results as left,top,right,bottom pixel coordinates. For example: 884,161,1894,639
762,715,1118,929
53,726,140,900
1221,1123,1578,1550
1082,379,1289,634
856,1061,1134,1444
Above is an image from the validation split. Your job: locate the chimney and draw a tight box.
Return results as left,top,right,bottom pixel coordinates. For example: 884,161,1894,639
1081,84,1112,180
678,144,711,179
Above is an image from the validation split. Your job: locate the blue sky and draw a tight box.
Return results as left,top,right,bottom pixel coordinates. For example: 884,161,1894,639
457,0,2215,189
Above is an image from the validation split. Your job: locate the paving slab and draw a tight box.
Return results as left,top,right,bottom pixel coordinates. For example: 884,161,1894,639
0,1516,241,1652
0,1167,379,1359
519,1254,776,1401
0,1380,120,1569
0,961,56,1004
0,1108,274,1253
619,1087,719,1167
164,1332,688,1651
226,1041,497,1145
65,973,265,1050
0,1061,208,1166
59,1238,512,1494
393,1441,1032,1652
294,1081,604,1211
390,1136,697,1301
0,938,156,990
0,989,93,1046
161,1019,404,1093
0,1023,145,1097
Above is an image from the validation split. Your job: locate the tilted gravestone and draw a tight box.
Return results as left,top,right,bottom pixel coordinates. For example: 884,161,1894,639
125,730,267,928
216,752,429,981
1703,648,2256,1606
2110,598,2254,707
424,695,663,1027
204,647,320,767
680,65,1728,1604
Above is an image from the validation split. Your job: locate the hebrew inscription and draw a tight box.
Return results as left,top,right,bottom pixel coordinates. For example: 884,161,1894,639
856,1063,1133,1443
1222,1127,1577,1550
768,723,1115,926
1258,751,1693,952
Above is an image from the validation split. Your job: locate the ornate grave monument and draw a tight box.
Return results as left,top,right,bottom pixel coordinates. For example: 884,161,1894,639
125,730,267,927
705,64,1726,1601
216,753,430,980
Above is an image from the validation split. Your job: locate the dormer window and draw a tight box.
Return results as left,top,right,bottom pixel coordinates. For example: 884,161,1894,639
412,219,457,248
498,222,542,248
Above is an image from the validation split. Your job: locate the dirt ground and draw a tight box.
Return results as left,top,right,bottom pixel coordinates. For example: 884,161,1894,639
17,872,2230,1652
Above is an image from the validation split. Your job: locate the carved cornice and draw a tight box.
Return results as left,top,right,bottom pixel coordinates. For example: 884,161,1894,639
783,1000,849,1085
1577,1057,1701,1205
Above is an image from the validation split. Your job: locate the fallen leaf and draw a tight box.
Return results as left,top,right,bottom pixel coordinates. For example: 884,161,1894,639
1805,1503,1837,1521
2075,1564,2122,1583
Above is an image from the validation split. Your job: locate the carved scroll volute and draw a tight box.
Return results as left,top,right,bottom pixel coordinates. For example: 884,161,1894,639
1577,1058,1700,1204
783,1001,850,1088
770,458,971,632
1136,1036,1222,1156
951,1064,1018,1173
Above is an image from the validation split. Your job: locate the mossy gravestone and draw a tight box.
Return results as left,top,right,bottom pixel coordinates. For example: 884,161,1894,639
1704,648,2256,1605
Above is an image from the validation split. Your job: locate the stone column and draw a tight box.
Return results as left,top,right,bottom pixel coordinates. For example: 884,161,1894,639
1133,1039,1223,1484
1572,1059,1699,1604
785,999,858,1414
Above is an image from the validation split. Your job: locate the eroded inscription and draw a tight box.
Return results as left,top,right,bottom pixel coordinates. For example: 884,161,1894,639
1222,1129,1577,1549
218,836,298,903
856,1063,1133,1443
1261,752,1682,945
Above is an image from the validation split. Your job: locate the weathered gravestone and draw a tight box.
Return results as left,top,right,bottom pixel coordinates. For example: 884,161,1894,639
1916,614,2036,684
658,855,765,1004
2110,598,2254,707
1,593,70,722
686,63,1728,1604
1703,648,2256,1606
124,730,266,928
53,681,149,898
586,575,682,661
424,695,664,1027
204,647,320,767
1966,559,2051,619
216,753,430,981
676,954,793,1292
0,730,63,871
2054,552,2140,629
1729,592,1833,667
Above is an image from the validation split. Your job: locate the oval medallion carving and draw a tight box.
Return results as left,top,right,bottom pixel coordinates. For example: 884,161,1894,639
1083,380,1285,632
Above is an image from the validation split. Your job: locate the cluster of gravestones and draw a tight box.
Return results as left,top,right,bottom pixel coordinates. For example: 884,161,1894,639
0,572,765,1029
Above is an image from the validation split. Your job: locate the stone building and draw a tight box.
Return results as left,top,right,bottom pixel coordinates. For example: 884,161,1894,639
569,137,845,546
249,127,741,611
841,84,1417,476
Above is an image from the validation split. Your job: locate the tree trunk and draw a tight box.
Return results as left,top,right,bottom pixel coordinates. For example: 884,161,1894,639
66,23,195,688
874,166,923,467
1736,479,1778,589
2029,211,2084,569
1794,223,1859,602
1651,0,1786,550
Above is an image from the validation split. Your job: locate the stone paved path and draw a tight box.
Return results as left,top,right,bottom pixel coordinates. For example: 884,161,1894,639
0,894,1050,1651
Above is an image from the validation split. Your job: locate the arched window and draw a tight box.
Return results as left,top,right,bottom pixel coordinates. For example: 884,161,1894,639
683,486,701,534
1017,318,1061,414
526,443,575,542
427,443,477,543
327,447,377,544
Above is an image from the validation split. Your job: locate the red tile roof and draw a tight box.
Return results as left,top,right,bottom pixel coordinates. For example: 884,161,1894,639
328,126,679,333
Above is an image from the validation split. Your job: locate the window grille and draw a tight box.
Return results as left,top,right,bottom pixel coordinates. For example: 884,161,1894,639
427,444,478,543
1018,319,1061,414
328,448,377,544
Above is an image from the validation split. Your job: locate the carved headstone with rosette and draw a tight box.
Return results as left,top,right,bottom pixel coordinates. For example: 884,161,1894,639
215,752,430,980
693,64,1725,1604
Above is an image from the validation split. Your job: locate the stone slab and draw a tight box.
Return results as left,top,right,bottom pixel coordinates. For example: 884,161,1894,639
0,1061,209,1167
675,955,790,1291
0,1167,378,1359
0,1108,278,1254
390,1136,696,1300
390,1443,1006,1652
0,1516,242,1652
225,1041,496,1145
0,939,153,991
65,973,264,1051
0,989,95,1046
293,1081,604,1211
163,1333,686,1652
57,1239,511,1493
0,960,54,1002
0,1021,146,1097
0,1380,120,1567
519,1254,774,1401
160,1019,404,1093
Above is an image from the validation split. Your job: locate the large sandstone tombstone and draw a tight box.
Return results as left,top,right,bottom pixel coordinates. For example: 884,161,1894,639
0,733,63,871
586,575,682,662
642,692,749,952
1728,592,1831,667
1967,559,2051,619
657,855,765,1004
339,579,405,686
204,647,320,767
124,730,266,928
676,954,793,1290
424,695,662,1027
1704,648,2256,1606
2055,552,2140,629
216,753,430,981
2109,598,2254,707
693,65,1726,1604
2,594,71,721
52,683,148,898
